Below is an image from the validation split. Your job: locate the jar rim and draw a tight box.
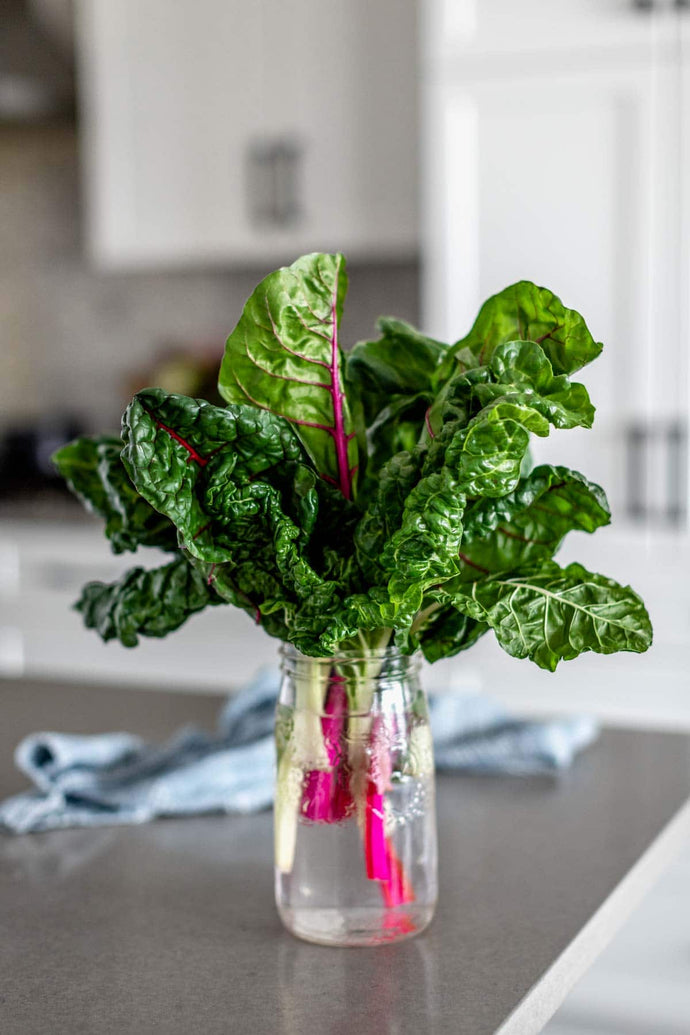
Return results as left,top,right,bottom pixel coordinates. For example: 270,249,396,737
279,641,420,665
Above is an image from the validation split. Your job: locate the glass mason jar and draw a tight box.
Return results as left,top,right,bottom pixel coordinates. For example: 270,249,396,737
274,643,438,947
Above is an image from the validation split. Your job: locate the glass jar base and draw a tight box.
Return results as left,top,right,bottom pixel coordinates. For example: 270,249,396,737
278,904,435,947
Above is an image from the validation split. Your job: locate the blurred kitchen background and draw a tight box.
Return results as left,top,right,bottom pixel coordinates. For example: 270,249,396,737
2,0,688,722
1,2,689,1031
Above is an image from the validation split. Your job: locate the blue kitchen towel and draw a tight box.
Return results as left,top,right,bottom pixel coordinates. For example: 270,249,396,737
0,670,598,834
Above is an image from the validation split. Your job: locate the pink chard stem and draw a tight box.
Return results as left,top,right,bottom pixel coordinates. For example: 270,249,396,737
364,716,416,906
365,784,392,881
328,274,353,501
301,673,352,823
298,666,416,911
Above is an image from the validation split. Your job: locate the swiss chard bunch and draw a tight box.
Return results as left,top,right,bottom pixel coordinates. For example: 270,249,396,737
54,252,652,671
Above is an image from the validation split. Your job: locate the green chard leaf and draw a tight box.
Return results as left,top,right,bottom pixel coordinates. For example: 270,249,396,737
428,340,595,437
440,280,603,379
354,447,469,627
280,585,392,657
52,436,178,554
411,605,488,664
189,555,292,642
448,561,653,671
121,389,329,600
347,319,449,487
452,464,610,580
354,449,424,582
355,384,551,624
76,555,221,648
347,317,447,424
381,467,466,619
121,388,379,654
361,393,432,491
218,252,358,500
395,588,489,660
424,338,597,503
475,340,595,429
123,389,301,550
429,409,532,499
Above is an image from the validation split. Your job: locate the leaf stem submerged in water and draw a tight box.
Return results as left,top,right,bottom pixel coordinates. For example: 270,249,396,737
275,636,416,910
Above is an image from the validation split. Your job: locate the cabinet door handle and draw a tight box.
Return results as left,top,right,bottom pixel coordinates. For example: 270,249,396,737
247,142,273,226
666,421,687,526
247,138,303,228
273,140,302,226
625,421,688,526
626,424,648,520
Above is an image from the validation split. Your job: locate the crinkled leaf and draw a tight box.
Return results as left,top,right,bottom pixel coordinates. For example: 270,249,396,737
354,449,424,582
207,578,392,659
52,436,178,554
452,465,610,580
440,281,603,378
218,252,358,499
285,586,393,657
478,340,595,429
122,389,338,611
52,434,117,520
207,479,327,599
121,388,375,650
123,389,304,554
356,396,546,623
428,340,594,436
381,467,466,619
449,561,653,671
76,555,221,648
477,399,551,437
356,442,472,627
430,411,531,499
426,366,487,434
430,372,554,442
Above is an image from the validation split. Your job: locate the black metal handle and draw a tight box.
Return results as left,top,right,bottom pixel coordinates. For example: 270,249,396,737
626,420,688,526
626,424,648,520
666,420,687,526
632,0,690,11
247,138,303,228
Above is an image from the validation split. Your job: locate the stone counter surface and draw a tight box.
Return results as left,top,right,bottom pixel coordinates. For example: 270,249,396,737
1,678,689,1035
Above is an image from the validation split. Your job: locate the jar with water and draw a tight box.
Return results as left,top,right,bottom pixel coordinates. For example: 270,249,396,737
274,643,438,946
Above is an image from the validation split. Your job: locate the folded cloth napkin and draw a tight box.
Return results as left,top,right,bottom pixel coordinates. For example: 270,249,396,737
0,671,598,834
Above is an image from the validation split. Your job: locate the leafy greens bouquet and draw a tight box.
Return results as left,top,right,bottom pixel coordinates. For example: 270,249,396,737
55,251,651,668
54,253,652,881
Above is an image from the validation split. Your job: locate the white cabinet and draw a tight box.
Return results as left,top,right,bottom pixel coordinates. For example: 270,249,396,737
423,64,659,515
421,0,690,721
424,0,666,66
422,1,687,524
75,0,418,268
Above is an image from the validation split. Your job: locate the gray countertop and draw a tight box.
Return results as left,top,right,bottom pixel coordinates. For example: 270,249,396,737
1,678,689,1035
